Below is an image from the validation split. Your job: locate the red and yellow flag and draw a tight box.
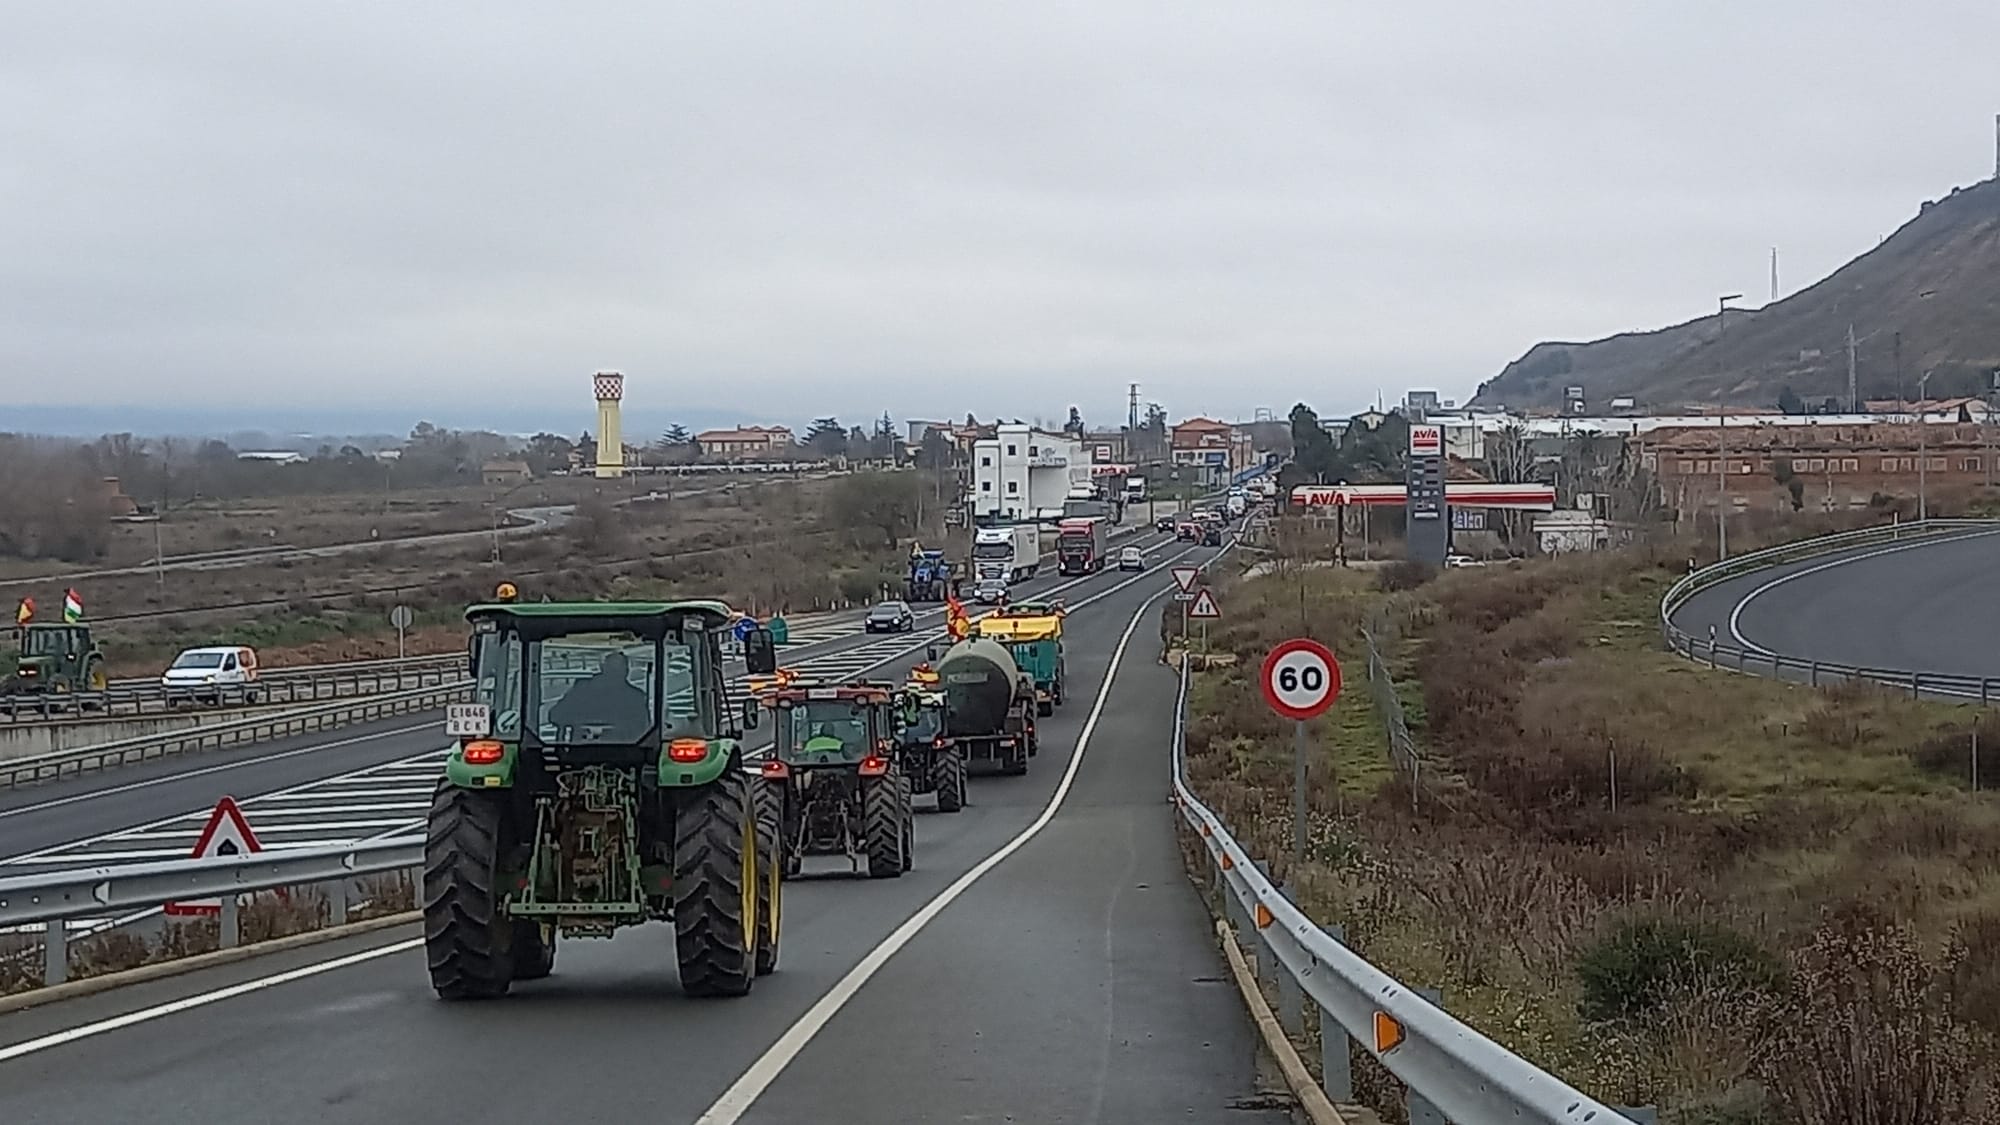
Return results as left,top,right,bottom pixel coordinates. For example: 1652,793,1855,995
945,594,970,641
14,597,33,626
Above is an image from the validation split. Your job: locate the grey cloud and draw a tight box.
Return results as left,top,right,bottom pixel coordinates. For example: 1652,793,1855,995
4,1,1997,430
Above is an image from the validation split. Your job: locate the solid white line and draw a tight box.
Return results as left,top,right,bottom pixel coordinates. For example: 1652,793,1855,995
0,938,424,1064
0,722,440,822
1724,530,2000,654
691,561,1184,1124
0,536,1214,1066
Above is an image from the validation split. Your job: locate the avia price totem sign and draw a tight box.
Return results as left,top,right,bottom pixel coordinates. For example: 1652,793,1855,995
1404,424,1447,566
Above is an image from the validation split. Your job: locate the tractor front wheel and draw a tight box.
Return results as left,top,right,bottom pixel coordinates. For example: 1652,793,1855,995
751,779,784,976
673,774,759,998
422,782,517,1000
934,748,966,813
511,921,555,981
863,775,905,879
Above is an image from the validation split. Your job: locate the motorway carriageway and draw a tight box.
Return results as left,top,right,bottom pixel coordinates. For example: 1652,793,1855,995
0,532,1287,1125
0,529,1192,928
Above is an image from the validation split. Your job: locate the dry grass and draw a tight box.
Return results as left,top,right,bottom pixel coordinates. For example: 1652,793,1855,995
0,877,418,998
1179,529,2000,1123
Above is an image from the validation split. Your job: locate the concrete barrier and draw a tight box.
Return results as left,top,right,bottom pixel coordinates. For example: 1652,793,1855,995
0,707,306,763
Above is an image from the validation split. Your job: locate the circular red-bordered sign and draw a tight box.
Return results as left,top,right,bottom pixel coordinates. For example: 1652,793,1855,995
1259,638,1342,721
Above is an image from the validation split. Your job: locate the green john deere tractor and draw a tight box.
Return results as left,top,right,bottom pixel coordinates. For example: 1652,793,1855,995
423,600,783,1000
3,623,108,699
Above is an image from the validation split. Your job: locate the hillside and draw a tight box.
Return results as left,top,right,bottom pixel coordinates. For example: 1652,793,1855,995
1472,177,2000,410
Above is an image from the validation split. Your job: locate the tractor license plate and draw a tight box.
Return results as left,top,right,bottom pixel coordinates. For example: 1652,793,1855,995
445,703,491,737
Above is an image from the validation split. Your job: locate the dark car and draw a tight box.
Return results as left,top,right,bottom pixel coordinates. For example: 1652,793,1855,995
865,600,915,633
1154,514,1176,533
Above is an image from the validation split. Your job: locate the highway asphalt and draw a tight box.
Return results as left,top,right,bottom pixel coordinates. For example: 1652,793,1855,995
0,535,1279,1124
1668,528,2000,678
1,536,1186,869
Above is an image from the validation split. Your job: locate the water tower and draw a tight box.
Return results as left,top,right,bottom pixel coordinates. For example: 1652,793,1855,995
592,370,625,479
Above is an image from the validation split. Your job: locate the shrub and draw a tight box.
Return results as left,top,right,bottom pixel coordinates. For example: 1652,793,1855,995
1577,917,1785,1023
1757,910,1999,1125
1375,560,1433,592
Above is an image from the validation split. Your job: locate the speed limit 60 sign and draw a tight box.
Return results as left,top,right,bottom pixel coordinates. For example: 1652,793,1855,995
1260,638,1342,720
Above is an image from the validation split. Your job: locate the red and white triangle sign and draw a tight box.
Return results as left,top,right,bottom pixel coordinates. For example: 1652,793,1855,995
164,796,263,916
1189,588,1222,620
1170,566,1199,593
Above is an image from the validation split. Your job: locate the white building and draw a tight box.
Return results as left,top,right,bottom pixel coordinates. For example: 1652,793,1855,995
970,424,1085,520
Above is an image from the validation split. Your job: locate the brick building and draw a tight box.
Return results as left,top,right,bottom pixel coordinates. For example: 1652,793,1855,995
696,425,795,460
1647,422,1998,511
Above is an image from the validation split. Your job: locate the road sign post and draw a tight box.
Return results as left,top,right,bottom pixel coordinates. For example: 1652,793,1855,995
1260,638,1342,876
1171,566,1199,651
1189,587,1220,654
390,604,414,660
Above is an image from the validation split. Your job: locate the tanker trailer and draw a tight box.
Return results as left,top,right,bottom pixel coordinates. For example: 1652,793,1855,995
930,637,1038,776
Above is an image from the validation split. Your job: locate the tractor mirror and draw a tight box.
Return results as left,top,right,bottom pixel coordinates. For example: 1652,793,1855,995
743,627,777,676
926,645,940,663
740,697,760,730
466,636,480,677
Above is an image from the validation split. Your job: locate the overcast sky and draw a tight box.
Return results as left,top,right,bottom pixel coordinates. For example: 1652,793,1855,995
5,2,1997,434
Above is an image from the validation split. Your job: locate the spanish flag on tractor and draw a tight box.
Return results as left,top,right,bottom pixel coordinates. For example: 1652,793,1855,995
945,593,970,641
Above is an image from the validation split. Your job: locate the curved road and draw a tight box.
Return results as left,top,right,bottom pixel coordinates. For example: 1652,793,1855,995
0,536,1286,1124
1669,528,2000,678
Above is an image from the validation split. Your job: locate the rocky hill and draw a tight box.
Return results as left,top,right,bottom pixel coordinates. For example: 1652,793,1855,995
1472,177,2000,410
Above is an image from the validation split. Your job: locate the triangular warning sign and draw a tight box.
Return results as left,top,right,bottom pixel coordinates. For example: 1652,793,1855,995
1171,566,1199,593
164,797,263,916
1189,588,1221,620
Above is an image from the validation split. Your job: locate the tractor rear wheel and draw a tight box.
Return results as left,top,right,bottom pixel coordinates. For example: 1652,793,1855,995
751,779,783,976
863,775,905,879
422,782,516,1000
511,921,555,981
673,774,759,998
934,748,966,813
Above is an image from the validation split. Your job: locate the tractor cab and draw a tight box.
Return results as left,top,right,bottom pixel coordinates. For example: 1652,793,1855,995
761,682,897,771
6,623,106,695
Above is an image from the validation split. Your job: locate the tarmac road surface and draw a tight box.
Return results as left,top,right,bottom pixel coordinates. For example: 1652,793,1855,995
0,536,1287,1125
1668,527,2000,678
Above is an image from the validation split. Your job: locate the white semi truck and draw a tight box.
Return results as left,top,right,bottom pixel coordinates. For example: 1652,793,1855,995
971,525,1041,603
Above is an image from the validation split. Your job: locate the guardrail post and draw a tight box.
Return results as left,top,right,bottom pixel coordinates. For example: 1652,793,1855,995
1735,647,1745,671
329,878,349,927
1319,924,1353,1103
1276,882,1303,1036
1706,641,1718,670
1810,661,1819,687
1407,987,1448,1125
1616,1108,1659,1125
1983,679,1992,707
1912,673,1921,699
219,894,240,950
1252,861,1276,990
43,919,66,986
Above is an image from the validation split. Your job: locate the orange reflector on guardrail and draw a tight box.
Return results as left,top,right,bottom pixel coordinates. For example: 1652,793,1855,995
1200,822,1211,837
1254,902,1273,929
1373,1011,1405,1053
1220,853,1234,870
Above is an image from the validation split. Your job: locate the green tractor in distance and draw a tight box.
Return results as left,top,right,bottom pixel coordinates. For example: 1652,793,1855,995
894,675,966,813
3,623,108,699
424,600,784,1000
752,680,914,878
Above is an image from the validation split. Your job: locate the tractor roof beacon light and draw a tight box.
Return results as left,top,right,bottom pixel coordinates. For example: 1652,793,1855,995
495,582,520,603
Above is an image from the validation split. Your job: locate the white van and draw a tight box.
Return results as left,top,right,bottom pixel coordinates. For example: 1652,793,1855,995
162,646,262,705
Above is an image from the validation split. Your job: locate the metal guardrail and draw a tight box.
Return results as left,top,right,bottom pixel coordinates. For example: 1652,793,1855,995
1658,518,2000,700
0,839,420,986
1,653,465,725
0,681,470,789
1170,659,1634,1125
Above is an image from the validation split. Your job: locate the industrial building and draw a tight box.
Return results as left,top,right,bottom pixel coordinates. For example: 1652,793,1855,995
969,424,1086,521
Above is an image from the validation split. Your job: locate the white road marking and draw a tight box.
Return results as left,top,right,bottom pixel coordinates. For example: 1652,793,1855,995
0,535,1217,1059
693,557,1195,1124
1724,530,2000,654
0,938,424,1064
0,722,440,822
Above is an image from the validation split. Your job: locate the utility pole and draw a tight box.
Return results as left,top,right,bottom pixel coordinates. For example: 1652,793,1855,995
1770,247,1779,301
1717,294,1744,560
1847,324,1859,413
1919,369,1934,520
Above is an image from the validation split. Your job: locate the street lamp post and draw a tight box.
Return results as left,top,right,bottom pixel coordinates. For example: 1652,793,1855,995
1918,369,1934,521
1717,293,1744,559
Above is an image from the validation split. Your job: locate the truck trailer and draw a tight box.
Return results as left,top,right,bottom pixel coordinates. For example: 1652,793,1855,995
1055,517,1108,575
971,525,1040,587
